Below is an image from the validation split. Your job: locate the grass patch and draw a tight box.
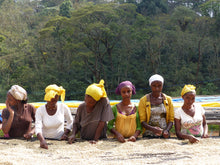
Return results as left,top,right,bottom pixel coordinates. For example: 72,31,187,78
0,129,4,137
208,125,220,131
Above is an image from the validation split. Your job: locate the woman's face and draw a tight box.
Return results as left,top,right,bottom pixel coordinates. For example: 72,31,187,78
85,94,97,108
182,92,196,107
151,81,163,94
47,95,59,106
6,93,18,106
120,86,132,100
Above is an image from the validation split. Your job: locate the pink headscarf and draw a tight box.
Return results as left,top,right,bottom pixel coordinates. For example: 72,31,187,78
115,81,136,95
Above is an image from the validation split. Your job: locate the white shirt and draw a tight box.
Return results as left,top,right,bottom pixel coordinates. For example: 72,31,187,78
175,103,205,136
35,103,73,139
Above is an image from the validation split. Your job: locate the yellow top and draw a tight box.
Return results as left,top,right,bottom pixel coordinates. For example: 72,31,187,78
44,84,65,102
138,93,174,133
115,112,137,138
85,79,107,101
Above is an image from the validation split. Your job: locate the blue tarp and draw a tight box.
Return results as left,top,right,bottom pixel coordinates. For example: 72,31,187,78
34,96,220,104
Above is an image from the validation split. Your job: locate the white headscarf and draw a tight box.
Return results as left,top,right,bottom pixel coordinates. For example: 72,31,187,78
9,85,27,101
149,74,164,86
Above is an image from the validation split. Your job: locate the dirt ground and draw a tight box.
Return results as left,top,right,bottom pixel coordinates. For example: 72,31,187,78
0,135,220,165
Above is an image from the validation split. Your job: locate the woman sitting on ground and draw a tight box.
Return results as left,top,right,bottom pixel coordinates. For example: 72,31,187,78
68,80,114,144
35,84,73,149
138,74,174,138
107,81,141,142
2,85,36,139
174,85,209,143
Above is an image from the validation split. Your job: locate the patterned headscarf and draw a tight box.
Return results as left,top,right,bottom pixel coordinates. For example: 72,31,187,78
181,84,196,97
8,85,27,101
85,79,107,101
149,74,164,86
115,81,136,95
44,84,65,102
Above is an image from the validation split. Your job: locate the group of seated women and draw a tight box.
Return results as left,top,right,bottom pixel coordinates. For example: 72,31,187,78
0,74,209,149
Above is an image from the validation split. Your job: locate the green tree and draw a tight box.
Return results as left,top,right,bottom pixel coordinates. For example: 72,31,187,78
168,0,209,12
40,0,64,7
137,0,167,16
68,4,139,88
59,0,73,18
171,6,197,32
200,0,220,17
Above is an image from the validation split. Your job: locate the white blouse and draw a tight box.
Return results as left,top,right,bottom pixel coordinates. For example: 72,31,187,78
35,103,73,139
175,103,205,136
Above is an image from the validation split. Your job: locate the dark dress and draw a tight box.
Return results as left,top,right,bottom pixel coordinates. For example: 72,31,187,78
74,98,114,140
2,104,36,137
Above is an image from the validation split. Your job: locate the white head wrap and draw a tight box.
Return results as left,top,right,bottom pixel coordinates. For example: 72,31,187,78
8,85,27,101
149,74,164,86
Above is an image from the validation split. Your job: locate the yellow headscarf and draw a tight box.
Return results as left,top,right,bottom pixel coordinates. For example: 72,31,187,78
44,84,66,102
85,79,107,101
181,84,196,97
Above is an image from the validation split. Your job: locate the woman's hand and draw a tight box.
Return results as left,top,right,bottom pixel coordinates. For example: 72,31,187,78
61,129,70,141
2,100,15,135
189,135,199,143
68,135,76,144
89,140,98,144
116,133,125,143
40,139,48,149
202,133,209,138
23,132,33,140
154,127,163,136
37,133,48,149
6,100,14,115
60,133,68,141
162,130,170,139
127,136,136,142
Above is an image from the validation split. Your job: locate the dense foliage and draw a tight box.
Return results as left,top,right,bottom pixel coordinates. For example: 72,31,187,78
0,0,219,102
